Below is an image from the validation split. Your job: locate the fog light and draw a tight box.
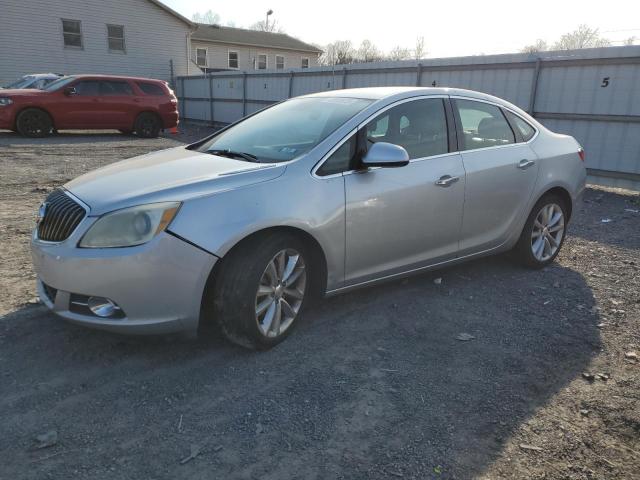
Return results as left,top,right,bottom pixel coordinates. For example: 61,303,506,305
87,296,120,318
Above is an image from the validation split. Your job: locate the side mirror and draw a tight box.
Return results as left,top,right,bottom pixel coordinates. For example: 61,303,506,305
64,86,76,96
361,142,410,168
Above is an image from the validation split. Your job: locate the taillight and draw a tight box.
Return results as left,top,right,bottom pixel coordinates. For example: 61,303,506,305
578,148,585,162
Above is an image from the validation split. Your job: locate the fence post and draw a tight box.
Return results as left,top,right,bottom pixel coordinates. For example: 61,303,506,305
242,72,248,116
342,67,348,89
208,74,214,125
288,71,295,98
180,77,185,121
416,63,423,87
528,58,542,115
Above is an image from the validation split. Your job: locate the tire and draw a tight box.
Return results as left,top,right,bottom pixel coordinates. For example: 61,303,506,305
16,108,53,138
134,112,161,138
512,193,569,269
208,234,312,350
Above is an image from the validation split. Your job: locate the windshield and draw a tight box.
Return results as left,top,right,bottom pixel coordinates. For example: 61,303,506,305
3,76,36,89
196,97,372,162
43,76,76,92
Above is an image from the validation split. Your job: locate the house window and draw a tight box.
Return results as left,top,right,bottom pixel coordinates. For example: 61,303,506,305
107,24,125,53
61,19,83,48
228,51,238,69
257,54,267,70
301,57,310,69
196,48,207,67
276,55,285,70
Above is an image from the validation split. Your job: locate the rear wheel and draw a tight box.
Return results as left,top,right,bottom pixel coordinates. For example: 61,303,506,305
16,109,53,138
207,234,311,350
513,193,568,268
134,113,161,138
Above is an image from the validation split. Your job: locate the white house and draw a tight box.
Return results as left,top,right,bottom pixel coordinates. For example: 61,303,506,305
0,0,195,86
190,24,322,72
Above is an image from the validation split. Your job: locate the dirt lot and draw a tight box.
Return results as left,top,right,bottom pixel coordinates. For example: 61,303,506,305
0,128,639,479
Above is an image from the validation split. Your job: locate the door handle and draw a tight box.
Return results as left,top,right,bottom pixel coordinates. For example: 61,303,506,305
517,159,535,170
435,175,460,187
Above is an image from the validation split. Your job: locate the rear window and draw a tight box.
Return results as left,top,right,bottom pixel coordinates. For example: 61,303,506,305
504,110,536,142
137,82,165,95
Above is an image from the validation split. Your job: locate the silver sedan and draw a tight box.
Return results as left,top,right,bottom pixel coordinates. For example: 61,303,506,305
31,87,586,349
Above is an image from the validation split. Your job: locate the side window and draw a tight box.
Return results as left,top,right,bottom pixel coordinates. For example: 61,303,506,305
101,81,133,95
504,110,536,142
74,80,100,96
364,98,448,159
317,135,356,176
455,99,515,150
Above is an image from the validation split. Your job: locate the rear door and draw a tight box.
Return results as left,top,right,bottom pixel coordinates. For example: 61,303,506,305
452,98,539,254
98,80,135,127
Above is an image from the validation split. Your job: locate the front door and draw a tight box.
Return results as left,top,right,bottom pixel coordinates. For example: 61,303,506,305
344,97,466,286
452,98,540,254
59,79,102,128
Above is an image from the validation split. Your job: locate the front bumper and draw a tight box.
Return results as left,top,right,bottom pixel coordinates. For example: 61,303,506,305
31,228,217,335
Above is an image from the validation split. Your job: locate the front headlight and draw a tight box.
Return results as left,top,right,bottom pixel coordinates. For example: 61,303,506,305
0,97,13,106
79,202,181,248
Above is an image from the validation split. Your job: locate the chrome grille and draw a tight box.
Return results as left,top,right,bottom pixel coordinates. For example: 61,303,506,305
37,189,86,242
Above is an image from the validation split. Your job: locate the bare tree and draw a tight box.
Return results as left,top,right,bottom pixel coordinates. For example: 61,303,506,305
250,19,285,33
624,36,637,46
320,40,355,65
356,39,383,63
388,46,411,61
553,25,610,50
521,39,549,54
191,10,221,25
414,36,426,60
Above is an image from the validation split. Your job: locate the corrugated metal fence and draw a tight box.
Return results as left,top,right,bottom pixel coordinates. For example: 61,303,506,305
176,46,640,189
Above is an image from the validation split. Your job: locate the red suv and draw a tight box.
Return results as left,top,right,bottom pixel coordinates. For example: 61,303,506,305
0,75,179,138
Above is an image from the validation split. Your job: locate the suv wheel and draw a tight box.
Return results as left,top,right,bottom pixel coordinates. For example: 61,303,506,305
16,109,53,138
513,193,568,268
208,234,311,350
134,113,161,138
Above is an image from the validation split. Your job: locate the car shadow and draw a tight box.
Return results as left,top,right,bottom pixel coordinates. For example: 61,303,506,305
0,255,599,479
570,187,640,250
0,130,175,145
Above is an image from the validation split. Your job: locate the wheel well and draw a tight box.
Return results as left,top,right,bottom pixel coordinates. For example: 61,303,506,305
225,227,329,298
198,226,329,332
135,110,163,128
15,107,54,129
542,187,573,220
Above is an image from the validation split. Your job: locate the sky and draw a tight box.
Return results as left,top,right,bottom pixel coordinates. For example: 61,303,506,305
162,0,640,58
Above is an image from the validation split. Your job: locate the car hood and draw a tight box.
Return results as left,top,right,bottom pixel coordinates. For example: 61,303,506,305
0,88,46,95
65,146,286,215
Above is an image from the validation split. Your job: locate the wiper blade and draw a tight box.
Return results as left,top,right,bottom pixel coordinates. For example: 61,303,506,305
207,149,260,162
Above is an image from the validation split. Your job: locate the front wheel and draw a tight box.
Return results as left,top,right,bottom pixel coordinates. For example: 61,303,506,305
16,108,53,138
512,193,568,268
208,234,311,350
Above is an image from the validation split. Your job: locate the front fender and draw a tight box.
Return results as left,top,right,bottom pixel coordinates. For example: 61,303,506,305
167,170,346,291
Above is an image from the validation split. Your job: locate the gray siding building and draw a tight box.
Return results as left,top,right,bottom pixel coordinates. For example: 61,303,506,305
0,0,195,85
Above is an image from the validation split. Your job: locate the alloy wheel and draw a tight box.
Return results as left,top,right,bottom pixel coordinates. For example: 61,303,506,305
255,249,306,338
531,203,565,262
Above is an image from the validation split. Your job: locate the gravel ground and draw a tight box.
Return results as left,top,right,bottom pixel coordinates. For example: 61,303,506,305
0,127,639,479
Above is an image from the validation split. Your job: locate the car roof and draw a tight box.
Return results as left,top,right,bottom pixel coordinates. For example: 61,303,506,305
302,86,516,109
66,74,166,83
